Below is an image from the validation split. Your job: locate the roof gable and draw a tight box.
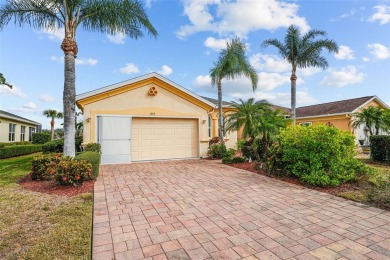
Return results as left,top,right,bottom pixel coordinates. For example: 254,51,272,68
76,73,216,110
295,96,383,118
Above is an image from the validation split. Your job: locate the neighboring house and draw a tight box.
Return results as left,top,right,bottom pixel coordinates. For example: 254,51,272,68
295,96,390,143
76,73,238,164
0,110,41,143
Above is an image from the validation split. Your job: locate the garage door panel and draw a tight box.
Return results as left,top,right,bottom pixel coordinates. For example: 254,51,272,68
132,118,198,161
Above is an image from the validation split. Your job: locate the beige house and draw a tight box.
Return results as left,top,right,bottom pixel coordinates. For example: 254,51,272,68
0,110,41,143
76,73,238,164
295,96,389,142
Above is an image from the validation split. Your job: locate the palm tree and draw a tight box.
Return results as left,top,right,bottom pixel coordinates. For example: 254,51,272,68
225,98,271,141
262,25,338,125
0,73,12,88
43,109,64,141
0,0,157,157
210,38,258,144
351,106,384,136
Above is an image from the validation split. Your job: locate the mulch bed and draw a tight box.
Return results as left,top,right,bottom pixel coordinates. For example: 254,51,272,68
18,174,94,197
229,162,366,196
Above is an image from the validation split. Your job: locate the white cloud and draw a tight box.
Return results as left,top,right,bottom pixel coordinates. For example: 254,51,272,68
10,102,39,114
235,91,317,106
299,67,321,77
39,94,55,102
320,66,365,87
249,54,290,73
204,37,228,51
362,57,370,62
368,5,390,25
334,45,355,60
330,9,357,22
75,58,98,66
257,72,290,91
157,65,173,76
0,85,26,98
177,0,309,39
50,56,98,65
145,0,157,8
106,32,126,44
368,43,390,59
119,63,139,74
41,27,64,41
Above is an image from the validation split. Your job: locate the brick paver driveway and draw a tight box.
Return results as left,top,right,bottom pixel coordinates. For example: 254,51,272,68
93,160,390,260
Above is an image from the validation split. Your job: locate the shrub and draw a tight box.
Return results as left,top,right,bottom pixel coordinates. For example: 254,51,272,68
75,151,101,179
241,140,256,160
31,153,62,180
32,133,51,144
56,159,92,186
42,139,64,153
209,137,221,146
367,176,390,209
0,141,31,146
267,125,367,187
207,143,227,159
222,156,233,164
264,143,287,176
232,156,246,164
75,136,83,152
370,135,390,163
84,143,101,153
0,145,42,159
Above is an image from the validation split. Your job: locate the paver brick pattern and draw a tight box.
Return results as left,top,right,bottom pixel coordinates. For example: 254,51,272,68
93,160,390,260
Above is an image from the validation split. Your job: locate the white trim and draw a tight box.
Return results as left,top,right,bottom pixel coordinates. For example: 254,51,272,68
76,72,217,108
0,113,40,125
351,96,390,113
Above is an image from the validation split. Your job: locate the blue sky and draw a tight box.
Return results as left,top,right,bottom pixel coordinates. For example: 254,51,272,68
1,0,389,129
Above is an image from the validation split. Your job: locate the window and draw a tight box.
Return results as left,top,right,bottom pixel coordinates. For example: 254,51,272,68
29,127,36,141
208,115,212,137
9,124,16,141
299,122,312,127
20,126,26,141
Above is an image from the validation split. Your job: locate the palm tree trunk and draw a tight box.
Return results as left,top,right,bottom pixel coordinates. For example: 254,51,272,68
217,79,225,145
290,67,297,126
63,53,76,157
51,119,55,141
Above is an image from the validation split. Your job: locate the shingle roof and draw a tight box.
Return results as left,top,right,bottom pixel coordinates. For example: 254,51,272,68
0,110,40,125
296,96,375,118
200,96,234,107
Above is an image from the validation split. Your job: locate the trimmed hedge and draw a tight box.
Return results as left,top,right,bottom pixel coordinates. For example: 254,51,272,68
84,143,101,153
0,144,42,159
370,135,390,163
75,151,101,179
42,139,64,153
32,132,51,144
0,141,31,146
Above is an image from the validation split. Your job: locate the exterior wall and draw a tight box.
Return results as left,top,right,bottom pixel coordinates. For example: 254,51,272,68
296,115,351,132
80,81,239,157
0,118,37,142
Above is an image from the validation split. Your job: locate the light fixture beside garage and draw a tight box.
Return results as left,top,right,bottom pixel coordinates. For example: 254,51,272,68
148,86,158,96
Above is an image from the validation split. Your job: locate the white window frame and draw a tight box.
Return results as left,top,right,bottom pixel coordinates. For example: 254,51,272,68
9,123,16,141
20,126,26,141
208,115,212,138
299,122,312,127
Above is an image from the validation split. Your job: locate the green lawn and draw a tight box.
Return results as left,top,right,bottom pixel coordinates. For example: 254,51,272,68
0,154,93,260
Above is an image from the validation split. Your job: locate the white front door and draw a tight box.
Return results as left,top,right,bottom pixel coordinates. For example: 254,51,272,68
98,116,131,164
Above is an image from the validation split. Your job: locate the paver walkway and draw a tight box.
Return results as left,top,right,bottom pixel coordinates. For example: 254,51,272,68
93,160,390,260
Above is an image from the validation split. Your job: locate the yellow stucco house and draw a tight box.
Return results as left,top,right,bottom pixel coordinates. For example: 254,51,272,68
295,96,390,142
0,110,41,143
76,73,238,164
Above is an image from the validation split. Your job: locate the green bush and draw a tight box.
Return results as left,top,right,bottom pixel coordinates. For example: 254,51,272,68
42,139,64,153
75,136,83,152
56,159,92,186
264,143,287,176
370,135,390,163
207,143,227,159
0,141,31,146
267,125,367,187
31,153,62,180
232,156,246,164
75,151,101,179
368,176,390,209
240,140,256,160
222,156,233,164
0,145,42,159
84,143,101,153
32,133,51,144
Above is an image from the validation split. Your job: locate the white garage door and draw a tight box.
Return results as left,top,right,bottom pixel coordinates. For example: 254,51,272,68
131,118,199,161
